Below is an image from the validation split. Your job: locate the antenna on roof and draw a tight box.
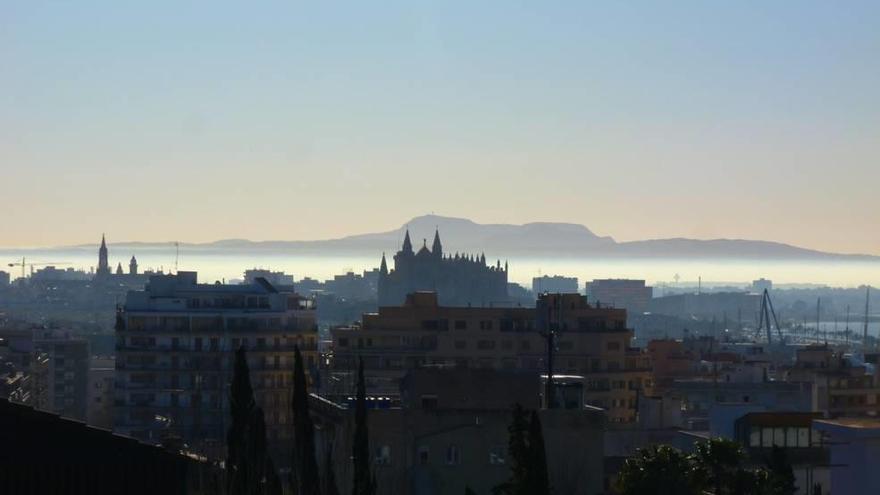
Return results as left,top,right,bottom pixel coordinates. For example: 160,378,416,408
174,241,179,274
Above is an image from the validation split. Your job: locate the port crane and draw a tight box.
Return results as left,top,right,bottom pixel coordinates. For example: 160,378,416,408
6,257,72,280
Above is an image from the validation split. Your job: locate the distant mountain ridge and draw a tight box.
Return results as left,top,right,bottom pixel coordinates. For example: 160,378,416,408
65,214,878,261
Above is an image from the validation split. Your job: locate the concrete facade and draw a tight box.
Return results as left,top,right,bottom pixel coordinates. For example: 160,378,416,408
114,271,317,463
330,292,652,424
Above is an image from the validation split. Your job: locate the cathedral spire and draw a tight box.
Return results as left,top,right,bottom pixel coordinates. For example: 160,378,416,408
97,233,110,276
431,229,442,258
401,229,413,254
379,252,388,276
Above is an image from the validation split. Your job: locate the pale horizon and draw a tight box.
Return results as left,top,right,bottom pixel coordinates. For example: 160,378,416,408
4,2,879,254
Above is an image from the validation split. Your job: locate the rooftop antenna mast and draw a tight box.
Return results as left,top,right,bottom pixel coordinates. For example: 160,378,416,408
864,286,871,350
174,241,180,274
816,298,821,344
845,305,851,346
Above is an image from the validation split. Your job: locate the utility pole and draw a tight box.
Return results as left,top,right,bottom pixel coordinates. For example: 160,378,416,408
845,305,851,346
816,298,821,344
541,296,559,409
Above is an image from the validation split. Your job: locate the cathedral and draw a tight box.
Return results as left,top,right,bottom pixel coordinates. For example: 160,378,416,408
93,234,151,285
377,229,509,307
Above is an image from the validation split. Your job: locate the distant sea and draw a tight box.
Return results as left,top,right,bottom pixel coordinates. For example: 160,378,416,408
2,245,879,289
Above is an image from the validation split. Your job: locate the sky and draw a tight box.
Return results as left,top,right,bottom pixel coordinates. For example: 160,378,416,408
2,1,879,253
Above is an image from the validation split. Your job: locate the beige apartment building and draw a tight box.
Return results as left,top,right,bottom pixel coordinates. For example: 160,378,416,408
114,271,317,463
785,344,880,418
330,292,651,423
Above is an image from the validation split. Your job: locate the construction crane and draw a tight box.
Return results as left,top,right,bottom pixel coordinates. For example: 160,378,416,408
6,257,73,280
754,289,783,345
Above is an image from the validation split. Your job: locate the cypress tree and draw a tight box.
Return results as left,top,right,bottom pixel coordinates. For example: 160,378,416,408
492,403,530,495
292,345,321,495
322,447,341,495
525,411,550,495
352,358,375,495
766,446,797,495
228,346,257,495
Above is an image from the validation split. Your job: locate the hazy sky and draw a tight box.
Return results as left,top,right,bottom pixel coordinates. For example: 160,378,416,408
3,1,879,253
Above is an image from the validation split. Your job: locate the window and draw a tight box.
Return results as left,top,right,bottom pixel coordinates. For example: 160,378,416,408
454,340,467,350
606,341,621,351
376,445,391,465
421,395,439,409
477,340,496,350
749,428,761,447
418,446,430,466
774,427,785,447
489,446,506,465
798,427,809,447
446,445,461,465
786,427,798,447
194,338,203,351
454,320,467,330
479,320,493,330
762,427,773,447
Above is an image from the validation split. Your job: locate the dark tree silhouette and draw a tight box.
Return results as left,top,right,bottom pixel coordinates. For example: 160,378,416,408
465,487,477,495
492,404,532,495
227,347,279,495
525,411,550,495
322,447,340,495
292,345,321,495
765,446,797,495
692,438,749,495
616,445,698,495
352,358,375,495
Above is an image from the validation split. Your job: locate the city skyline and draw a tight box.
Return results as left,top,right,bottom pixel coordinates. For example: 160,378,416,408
4,1,880,253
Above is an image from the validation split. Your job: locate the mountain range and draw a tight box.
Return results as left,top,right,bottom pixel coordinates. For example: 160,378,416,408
73,215,878,261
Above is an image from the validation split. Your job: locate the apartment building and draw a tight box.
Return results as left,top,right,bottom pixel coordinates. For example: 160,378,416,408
114,271,317,461
34,330,90,421
785,344,880,418
585,279,653,313
330,292,651,423
312,369,606,495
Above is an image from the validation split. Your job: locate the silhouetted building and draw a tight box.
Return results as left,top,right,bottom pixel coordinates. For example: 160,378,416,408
92,235,155,286
312,369,606,495
532,275,578,294
96,233,111,277
34,329,90,421
586,279,653,313
0,270,9,287
378,229,508,306
87,356,115,429
331,292,652,423
649,291,759,319
751,278,773,292
0,398,223,495
243,268,294,287
115,271,317,463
